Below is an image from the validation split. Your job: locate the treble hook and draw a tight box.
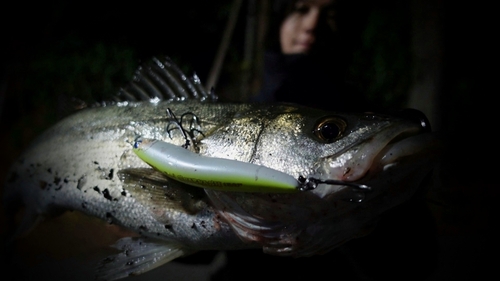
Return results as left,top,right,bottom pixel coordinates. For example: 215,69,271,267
165,108,205,150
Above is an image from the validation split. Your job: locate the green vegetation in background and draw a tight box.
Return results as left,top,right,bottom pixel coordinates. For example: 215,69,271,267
26,37,136,107
6,37,137,151
347,5,412,109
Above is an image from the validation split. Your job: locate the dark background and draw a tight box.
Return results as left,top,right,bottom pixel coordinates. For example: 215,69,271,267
0,0,496,280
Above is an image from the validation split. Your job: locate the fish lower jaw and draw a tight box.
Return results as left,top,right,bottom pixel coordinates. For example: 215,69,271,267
312,163,370,183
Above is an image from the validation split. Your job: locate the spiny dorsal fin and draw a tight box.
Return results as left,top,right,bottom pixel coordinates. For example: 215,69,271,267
114,56,218,103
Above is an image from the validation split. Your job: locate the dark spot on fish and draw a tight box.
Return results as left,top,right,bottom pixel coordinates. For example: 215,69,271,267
165,224,173,230
7,172,19,183
126,261,134,266
77,176,86,190
200,221,206,228
157,233,160,236
54,177,61,185
191,223,196,229
106,212,114,224
81,202,87,209
93,161,99,165
107,169,114,180
94,186,101,193
125,250,131,256
164,192,176,200
139,225,147,231
63,178,68,183
55,185,63,191
39,181,48,190
47,168,52,173
140,185,146,189
102,189,113,201
121,190,127,196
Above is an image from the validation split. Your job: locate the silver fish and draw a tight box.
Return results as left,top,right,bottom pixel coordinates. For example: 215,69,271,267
2,57,440,280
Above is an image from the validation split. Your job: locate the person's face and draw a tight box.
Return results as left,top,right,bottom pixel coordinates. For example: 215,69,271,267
280,0,336,54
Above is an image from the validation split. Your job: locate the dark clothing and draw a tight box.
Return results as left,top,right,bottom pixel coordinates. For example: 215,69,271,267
253,51,363,112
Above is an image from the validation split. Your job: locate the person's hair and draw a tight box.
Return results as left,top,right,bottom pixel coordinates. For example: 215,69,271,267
265,0,298,52
265,0,341,56
265,0,372,71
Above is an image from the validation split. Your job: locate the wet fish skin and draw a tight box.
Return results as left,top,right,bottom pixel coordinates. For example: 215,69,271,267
4,101,256,247
2,57,440,280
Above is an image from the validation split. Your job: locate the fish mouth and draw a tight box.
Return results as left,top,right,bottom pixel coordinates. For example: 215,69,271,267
311,123,441,199
378,131,441,170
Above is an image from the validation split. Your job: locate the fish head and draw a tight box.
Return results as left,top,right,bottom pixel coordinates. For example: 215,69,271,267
303,108,440,201
202,104,439,199
204,105,441,256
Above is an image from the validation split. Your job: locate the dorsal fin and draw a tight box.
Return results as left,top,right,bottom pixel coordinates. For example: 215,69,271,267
113,56,218,103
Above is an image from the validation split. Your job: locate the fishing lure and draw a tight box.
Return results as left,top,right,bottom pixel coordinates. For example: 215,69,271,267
132,138,371,193
133,138,300,192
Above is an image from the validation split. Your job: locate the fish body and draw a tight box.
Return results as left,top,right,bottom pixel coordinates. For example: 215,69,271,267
3,58,440,280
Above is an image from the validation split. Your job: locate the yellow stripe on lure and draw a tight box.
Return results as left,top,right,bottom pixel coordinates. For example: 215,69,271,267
132,138,301,193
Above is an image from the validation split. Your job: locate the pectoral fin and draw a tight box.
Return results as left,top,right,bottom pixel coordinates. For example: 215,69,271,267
118,168,210,217
96,237,195,281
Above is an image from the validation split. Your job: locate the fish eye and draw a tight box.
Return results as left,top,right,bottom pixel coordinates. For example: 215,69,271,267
313,116,346,143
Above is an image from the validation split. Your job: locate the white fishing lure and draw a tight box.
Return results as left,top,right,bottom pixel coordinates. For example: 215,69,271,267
132,138,302,192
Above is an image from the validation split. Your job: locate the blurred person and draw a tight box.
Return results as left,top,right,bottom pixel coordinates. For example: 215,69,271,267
214,2,438,280
254,0,365,111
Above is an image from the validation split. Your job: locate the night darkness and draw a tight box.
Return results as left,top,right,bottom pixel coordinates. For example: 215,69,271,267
1,1,496,280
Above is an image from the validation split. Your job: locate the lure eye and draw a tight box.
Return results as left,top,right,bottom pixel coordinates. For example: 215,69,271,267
313,116,347,143
133,136,143,149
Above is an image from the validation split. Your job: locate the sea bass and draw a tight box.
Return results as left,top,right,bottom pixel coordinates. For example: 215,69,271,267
3,57,440,280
